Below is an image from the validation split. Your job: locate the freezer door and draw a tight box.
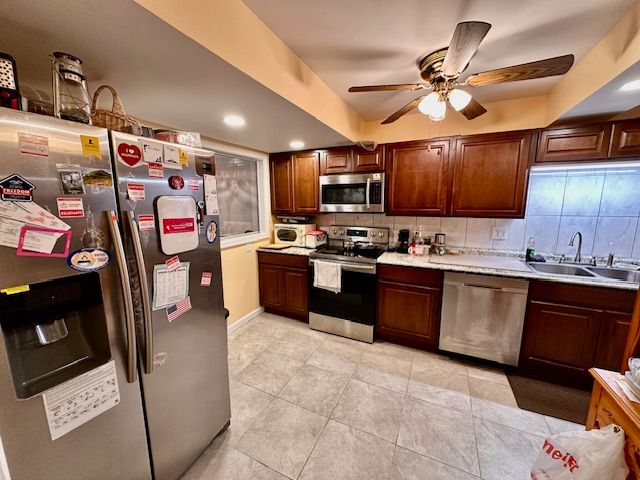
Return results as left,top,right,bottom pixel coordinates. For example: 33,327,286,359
0,109,151,480
110,131,230,480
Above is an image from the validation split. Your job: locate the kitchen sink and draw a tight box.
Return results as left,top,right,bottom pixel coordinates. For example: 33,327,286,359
586,266,640,283
526,263,595,277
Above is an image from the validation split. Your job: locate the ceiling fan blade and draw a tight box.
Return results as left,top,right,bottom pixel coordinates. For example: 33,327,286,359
381,96,425,124
459,98,487,120
348,83,425,92
466,54,575,86
441,21,492,77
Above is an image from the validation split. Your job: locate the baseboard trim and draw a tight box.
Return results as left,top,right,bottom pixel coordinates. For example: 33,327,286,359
227,307,264,334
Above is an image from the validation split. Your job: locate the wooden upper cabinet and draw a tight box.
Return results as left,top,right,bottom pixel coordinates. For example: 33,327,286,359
270,154,294,214
352,146,384,172
319,146,384,175
451,131,533,218
292,151,320,214
320,148,352,175
610,119,640,158
535,124,612,163
385,139,450,216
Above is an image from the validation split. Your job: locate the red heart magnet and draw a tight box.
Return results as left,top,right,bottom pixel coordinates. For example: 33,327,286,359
117,142,142,167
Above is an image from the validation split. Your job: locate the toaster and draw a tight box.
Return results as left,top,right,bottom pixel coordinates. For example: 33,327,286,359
305,230,327,249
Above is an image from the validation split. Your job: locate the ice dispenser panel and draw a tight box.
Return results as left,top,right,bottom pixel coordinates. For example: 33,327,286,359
0,273,111,399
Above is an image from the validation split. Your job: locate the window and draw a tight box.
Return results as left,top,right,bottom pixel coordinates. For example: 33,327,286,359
216,153,260,237
201,140,270,249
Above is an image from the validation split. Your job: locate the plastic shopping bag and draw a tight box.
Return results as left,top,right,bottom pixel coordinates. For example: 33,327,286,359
530,424,629,480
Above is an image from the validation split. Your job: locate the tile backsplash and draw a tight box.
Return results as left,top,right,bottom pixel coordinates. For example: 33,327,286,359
316,164,640,260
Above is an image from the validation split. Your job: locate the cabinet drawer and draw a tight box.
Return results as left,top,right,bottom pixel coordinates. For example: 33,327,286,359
529,281,635,312
378,264,443,288
257,251,309,269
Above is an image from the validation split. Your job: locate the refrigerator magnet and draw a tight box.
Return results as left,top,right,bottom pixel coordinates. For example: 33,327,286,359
80,135,101,160
66,247,110,272
0,174,35,201
137,214,155,231
200,272,212,287
148,162,163,178
165,255,181,272
81,167,113,191
163,144,182,170
188,178,199,191
116,141,143,168
168,176,184,190
127,182,145,201
141,140,163,164
156,196,199,255
56,197,84,218
206,221,217,243
18,132,49,157
56,164,85,195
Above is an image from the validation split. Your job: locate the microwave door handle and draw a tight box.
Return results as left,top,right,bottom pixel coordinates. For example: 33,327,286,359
125,211,154,375
366,178,371,209
105,211,137,383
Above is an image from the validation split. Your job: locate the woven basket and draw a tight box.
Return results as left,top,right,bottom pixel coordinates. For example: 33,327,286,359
91,85,140,131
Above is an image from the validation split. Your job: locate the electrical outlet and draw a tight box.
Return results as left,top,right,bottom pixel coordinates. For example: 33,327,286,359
492,226,508,241
245,243,253,253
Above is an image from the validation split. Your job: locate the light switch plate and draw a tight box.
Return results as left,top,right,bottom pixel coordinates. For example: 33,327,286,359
492,226,508,241
245,243,253,253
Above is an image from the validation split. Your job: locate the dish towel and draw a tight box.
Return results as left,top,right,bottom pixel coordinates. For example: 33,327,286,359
313,260,342,293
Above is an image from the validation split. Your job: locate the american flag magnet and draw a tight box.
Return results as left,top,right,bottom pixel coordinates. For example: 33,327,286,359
166,296,192,322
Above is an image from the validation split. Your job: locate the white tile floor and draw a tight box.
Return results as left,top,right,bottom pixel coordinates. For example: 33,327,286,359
181,313,584,480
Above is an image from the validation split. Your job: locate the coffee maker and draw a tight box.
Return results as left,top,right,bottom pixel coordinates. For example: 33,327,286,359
397,229,410,253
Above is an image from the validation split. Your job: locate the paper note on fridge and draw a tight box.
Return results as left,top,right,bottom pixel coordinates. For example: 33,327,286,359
0,201,70,253
204,174,219,215
163,144,182,169
152,262,190,310
42,360,120,441
156,195,199,255
141,140,163,164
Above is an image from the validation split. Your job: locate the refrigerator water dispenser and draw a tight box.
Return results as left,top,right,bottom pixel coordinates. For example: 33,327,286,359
0,272,111,399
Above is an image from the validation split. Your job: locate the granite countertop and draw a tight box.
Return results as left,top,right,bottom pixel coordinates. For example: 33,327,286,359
377,252,640,291
257,246,315,256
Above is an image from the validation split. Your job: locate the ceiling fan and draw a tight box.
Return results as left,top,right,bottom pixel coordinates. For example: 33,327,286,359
348,21,575,124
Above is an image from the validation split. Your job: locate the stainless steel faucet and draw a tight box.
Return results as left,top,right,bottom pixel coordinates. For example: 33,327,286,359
569,231,583,263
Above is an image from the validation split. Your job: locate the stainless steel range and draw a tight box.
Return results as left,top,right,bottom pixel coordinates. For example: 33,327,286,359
308,225,389,343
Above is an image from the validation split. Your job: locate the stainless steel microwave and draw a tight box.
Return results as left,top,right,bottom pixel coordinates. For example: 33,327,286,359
319,173,385,213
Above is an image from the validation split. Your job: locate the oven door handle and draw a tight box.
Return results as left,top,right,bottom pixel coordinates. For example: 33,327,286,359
365,178,371,209
309,259,376,274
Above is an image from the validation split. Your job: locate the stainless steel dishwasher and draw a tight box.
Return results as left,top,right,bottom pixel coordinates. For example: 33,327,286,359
439,272,529,366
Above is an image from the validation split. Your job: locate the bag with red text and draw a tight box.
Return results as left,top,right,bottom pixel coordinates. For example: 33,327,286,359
530,424,628,480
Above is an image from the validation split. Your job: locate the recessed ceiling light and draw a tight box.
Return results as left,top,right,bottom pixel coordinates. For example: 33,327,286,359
223,114,246,127
620,79,640,91
289,140,305,149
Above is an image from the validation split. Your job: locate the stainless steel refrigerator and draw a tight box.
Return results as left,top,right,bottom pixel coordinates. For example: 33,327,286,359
0,108,230,480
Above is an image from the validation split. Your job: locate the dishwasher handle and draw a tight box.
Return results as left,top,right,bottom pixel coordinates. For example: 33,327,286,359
444,279,527,294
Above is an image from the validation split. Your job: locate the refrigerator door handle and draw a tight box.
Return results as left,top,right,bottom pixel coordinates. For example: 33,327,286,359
126,211,154,375
106,210,138,383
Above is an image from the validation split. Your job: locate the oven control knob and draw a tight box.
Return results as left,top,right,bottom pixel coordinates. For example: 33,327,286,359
339,229,345,235
378,232,384,238
333,228,337,235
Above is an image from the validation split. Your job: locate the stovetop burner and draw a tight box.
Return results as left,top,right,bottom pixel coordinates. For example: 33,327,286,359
309,245,387,264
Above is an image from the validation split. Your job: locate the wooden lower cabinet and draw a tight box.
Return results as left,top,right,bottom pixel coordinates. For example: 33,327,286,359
376,265,443,350
258,252,308,320
518,281,635,389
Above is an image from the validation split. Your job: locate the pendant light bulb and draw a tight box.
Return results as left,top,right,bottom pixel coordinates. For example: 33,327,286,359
417,92,439,115
428,99,446,121
448,89,472,111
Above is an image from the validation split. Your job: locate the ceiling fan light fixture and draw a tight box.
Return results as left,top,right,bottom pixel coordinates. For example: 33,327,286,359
417,92,440,115
620,79,640,91
428,100,447,121
448,89,472,111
